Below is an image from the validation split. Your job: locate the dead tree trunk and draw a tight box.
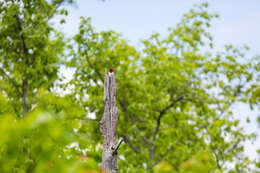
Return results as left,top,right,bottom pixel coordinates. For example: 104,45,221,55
100,71,121,173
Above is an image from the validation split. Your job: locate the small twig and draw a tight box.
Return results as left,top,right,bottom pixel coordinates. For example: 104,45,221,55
152,96,184,142
112,138,124,155
0,67,21,96
122,135,141,153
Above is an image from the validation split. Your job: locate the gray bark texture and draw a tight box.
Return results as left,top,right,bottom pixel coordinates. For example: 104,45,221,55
100,72,119,173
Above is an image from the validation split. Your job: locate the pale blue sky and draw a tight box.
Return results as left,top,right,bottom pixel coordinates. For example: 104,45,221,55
57,0,260,56
54,0,260,160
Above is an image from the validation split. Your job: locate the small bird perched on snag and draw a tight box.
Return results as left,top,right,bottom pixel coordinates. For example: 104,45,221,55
109,68,113,76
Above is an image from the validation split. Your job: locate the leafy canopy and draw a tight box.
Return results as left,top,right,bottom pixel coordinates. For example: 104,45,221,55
0,1,259,173
67,2,259,172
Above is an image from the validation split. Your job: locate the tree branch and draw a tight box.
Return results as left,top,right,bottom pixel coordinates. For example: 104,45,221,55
118,98,151,145
112,138,124,155
0,67,21,96
16,14,29,114
48,2,63,20
149,145,156,165
213,150,221,170
122,135,141,154
84,54,104,82
152,96,184,143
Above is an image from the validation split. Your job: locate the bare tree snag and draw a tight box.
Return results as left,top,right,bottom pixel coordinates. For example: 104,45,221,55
100,70,121,173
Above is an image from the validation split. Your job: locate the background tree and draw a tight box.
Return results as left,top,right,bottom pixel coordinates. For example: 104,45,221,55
0,0,73,115
67,2,260,172
0,0,259,172
0,0,100,172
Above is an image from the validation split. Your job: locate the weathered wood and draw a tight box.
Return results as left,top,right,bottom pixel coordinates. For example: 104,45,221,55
100,71,119,173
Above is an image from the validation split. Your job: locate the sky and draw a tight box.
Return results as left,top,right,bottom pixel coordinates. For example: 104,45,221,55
53,0,260,160
56,0,260,56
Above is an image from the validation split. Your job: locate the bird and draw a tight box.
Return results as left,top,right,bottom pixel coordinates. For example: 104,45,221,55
109,68,114,76
109,68,113,73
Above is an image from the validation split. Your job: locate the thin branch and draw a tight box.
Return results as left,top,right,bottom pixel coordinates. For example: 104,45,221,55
147,146,175,170
118,98,151,146
152,113,163,143
16,15,28,58
85,55,104,81
149,145,156,165
47,3,62,20
122,135,141,154
112,138,124,155
213,150,221,170
158,146,174,163
152,96,184,142
0,68,21,96
16,14,29,114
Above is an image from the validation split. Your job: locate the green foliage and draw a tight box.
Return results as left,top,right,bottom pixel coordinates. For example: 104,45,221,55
66,2,259,173
0,0,259,173
0,93,99,173
179,151,217,173
154,162,175,173
0,0,68,115
0,0,99,172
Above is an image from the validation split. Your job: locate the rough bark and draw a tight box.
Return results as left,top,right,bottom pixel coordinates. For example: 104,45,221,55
100,71,119,173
